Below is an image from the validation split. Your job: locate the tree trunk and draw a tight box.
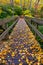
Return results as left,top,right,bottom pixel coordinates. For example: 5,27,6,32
29,0,32,9
10,0,14,6
20,0,22,7
35,0,40,10
24,0,26,7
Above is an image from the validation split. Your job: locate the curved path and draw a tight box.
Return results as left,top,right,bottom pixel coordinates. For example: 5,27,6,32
0,18,42,65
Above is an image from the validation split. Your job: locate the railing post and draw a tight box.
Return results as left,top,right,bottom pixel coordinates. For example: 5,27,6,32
3,23,9,40
2,24,6,30
30,20,33,31
33,22,38,37
5,24,9,40
2,23,8,30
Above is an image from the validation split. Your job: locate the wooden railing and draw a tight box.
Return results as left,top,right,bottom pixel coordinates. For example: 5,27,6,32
25,16,43,40
31,18,43,25
0,17,19,41
25,16,43,25
0,16,18,25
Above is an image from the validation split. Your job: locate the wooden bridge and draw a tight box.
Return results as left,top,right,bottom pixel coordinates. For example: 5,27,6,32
0,16,43,65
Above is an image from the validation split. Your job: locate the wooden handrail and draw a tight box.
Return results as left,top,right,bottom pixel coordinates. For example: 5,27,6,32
31,18,43,25
0,18,18,41
25,16,43,25
0,16,18,25
25,19,43,40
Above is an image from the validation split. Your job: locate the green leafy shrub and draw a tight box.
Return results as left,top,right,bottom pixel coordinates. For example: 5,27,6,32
0,11,7,18
0,5,15,19
0,5,23,19
0,6,8,19
30,8,35,17
40,7,43,18
14,6,23,16
2,5,14,16
23,10,33,17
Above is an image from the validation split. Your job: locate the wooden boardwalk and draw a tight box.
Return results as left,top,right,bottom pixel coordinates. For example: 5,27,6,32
9,18,41,53
0,18,42,65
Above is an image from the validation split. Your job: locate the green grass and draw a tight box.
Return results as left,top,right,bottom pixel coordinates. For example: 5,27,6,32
38,26,43,34
0,20,14,35
36,36,43,49
31,25,43,49
36,26,43,49
33,25,43,49
6,21,14,34
7,21,13,27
